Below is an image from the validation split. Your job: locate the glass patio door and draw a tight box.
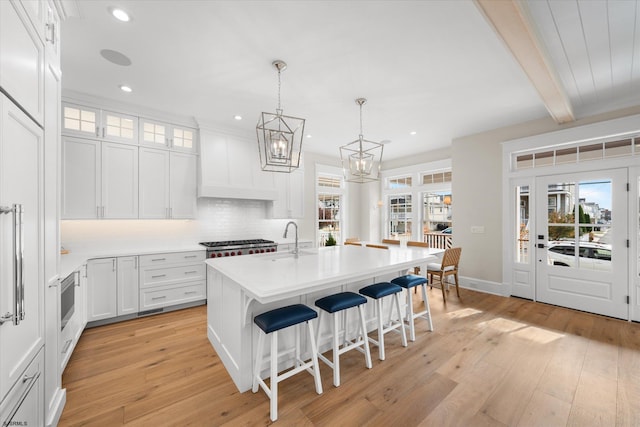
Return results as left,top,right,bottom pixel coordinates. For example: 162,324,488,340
535,168,628,319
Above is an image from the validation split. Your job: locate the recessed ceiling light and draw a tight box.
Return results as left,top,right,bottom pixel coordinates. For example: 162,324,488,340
234,115,242,121
410,131,417,135
119,85,132,93
110,7,130,22
306,134,312,138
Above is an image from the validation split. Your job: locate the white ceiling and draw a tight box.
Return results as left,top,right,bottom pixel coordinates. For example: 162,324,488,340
60,0,640,161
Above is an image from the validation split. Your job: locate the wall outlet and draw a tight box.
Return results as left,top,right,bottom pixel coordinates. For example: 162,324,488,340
471,226,485,234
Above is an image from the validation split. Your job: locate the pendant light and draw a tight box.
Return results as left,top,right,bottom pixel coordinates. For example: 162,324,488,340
256,60,305,173
340,98,384,183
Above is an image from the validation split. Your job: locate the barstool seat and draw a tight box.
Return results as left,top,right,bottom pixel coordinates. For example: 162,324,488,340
315,292,372,387
359,282,407,360
391,274,434,341
253,304,322,421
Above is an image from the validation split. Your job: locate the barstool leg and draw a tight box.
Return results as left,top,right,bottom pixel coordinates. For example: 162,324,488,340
406,288,416,342
307,321,323,395
270,331,278,421
358,305,372,369
332,312,340,387
376,298,385,360
252,330,264,393
393,293,408,347
421,283,434,331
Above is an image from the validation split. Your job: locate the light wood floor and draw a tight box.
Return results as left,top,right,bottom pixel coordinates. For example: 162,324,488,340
60,288,640,426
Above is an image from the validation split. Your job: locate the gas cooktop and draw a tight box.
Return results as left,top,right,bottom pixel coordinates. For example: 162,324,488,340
199,239,275,248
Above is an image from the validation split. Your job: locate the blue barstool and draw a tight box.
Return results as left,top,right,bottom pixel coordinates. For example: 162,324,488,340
315,292,372,387
252,304,323,421
391,274,434,341
359,282,407,360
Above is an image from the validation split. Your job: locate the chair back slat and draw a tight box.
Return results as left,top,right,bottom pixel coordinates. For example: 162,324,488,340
345,241,362,246
366,243,389,250
345,237,360,243
441,247,462,269
407,241,428,248
382,239,400,245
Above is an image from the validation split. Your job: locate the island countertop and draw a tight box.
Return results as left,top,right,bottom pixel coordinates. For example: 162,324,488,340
205,244,443,304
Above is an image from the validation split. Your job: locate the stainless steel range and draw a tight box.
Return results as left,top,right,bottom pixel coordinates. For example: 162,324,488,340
199,239,278,258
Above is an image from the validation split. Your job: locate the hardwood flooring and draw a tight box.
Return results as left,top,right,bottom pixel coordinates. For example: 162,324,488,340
59,289,640,426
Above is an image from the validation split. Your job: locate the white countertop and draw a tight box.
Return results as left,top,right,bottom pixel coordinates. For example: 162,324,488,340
59,244,204,279
205,245,443,304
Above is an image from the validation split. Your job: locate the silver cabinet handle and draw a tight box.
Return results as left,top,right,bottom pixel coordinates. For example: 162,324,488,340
96,126,100,137
0,205,24,325
75,270,81,286
102,127,105,138
61,339,72,354
151,258,166,262
151,274,166,279
152,296,167,300
184,291,197,295
184,255,198,258
112,258,116,272
184,270,198,274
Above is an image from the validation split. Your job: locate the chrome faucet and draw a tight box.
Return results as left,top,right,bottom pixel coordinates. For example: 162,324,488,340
283,221,299,258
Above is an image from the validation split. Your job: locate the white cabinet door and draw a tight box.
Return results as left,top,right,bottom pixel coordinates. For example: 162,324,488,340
0,95,44,403
0,0,45,125
86,258,117,322
117,257,138,316
0,349,43,427
139,147,170,219
272,169,305,219
101,142,138,218
170,152,197,219
61,137,100,219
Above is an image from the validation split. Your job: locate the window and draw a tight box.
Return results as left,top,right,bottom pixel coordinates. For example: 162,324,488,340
105,114,134,139
143,122,166,145
422,170,452,185
515,185,529,263
389,176,412,188
317,172,345,246
389,194,412,238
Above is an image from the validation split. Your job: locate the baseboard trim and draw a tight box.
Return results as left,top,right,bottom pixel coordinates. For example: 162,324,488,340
46,388,66,427
458,276,510,297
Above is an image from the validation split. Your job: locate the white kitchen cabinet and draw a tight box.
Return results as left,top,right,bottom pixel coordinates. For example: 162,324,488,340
87,256,141,322
59,268,86,373
0,0,45,125
86,258,117,322
62,137,139,219
0,93,44,411
139,148,197,219
117,256,139,316
102,142,139,218
169,152,197,218
139,118,197,153
0,348,43,427
138,251,206,311
271,168,305,218
62,103,138,145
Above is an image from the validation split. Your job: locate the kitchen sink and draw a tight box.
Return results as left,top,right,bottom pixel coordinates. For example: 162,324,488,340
261,249,317,261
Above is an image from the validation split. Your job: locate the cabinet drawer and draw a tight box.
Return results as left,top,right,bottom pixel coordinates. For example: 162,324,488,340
139,282,206,310
0,347,43,426
139,251,204,267
140,263,205,288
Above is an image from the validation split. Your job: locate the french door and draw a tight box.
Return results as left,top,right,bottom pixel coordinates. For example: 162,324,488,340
535,168,628,319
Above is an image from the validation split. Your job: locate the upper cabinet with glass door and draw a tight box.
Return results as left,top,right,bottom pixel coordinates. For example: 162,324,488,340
62,103,138,145
139,118,197,153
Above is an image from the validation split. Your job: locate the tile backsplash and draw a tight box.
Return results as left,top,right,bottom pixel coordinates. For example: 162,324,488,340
61,198,298,252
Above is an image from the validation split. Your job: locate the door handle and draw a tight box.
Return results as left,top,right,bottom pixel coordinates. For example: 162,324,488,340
537,244,548,249
0,204,24,325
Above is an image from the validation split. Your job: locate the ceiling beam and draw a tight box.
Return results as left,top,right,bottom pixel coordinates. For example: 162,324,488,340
474,0,575,124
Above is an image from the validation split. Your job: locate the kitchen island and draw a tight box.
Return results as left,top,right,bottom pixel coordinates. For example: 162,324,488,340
206,244,442,392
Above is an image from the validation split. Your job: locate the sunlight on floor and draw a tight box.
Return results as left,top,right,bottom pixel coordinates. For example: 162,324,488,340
512,326,564,344
444,308,483,319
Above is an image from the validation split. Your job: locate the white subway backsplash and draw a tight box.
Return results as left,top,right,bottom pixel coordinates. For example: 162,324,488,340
61,198,296,252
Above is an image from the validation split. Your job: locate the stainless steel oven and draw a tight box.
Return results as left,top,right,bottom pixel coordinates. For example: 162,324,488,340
60,271,77,331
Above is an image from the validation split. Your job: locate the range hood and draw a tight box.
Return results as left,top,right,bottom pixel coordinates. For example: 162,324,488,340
197,126,279,201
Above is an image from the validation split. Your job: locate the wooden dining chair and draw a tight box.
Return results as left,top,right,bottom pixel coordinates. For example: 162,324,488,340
344,241,362,246
382,239,400,245
366,243,389,250
407,241,428,248
427,247,462,303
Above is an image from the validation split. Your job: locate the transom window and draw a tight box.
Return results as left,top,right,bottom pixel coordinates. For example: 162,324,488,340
105,114,134,140
388,176,412,188
422,170,452,184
